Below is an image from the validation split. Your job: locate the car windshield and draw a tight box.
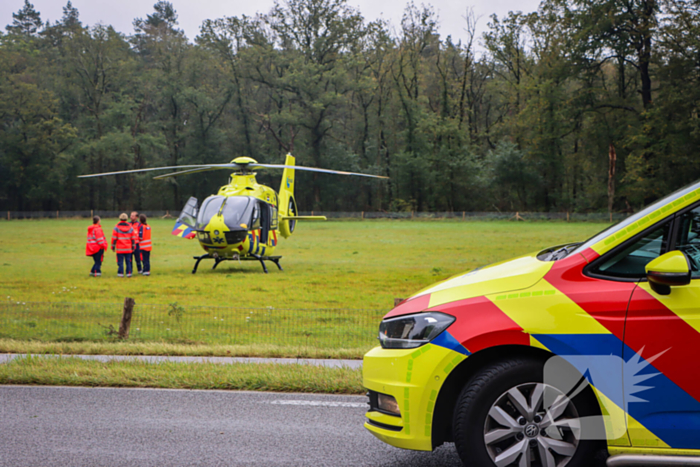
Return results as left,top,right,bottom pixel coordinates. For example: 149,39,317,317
569,179,700,257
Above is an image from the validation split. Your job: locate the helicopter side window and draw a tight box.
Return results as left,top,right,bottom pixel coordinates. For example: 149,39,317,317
251,203,261,230
270,205,278,230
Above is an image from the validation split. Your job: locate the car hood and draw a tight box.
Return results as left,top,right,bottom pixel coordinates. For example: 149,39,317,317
387,253,554,317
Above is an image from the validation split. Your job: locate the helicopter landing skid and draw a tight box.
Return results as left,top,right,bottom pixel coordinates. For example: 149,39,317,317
191,254,283,274
250,254,283,274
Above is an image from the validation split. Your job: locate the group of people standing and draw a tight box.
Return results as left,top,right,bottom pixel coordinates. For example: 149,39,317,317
85,212,152,277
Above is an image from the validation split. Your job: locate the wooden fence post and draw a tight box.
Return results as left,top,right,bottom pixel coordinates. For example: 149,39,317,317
6,211,9,221
361,211,364,220
118,297,135,339
56,210,59,219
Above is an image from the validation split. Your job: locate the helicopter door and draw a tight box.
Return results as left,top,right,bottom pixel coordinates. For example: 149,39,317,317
258,201,270,245
177,197,199,229
270,204,278,230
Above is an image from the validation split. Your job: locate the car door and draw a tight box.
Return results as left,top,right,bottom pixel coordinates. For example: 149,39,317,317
624,204,700,450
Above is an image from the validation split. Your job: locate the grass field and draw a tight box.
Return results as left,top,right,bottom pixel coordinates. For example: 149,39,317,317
0,219,610,351
0,355,363,394
1,218,608,307
0,339,366,359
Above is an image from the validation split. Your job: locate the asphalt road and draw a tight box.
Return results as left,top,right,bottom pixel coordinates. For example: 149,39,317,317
0,386,464,467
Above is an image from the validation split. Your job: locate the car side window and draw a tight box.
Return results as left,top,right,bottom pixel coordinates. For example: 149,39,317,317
592,222,671,279
674,206,700,275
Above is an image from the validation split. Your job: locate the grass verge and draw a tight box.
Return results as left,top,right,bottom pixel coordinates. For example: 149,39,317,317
0,355,364,394
0,339,371,359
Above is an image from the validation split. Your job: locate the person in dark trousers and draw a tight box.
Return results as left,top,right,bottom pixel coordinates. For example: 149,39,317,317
86,216,108,276
138,213,152,275
130,211,142,274
112,213,135,277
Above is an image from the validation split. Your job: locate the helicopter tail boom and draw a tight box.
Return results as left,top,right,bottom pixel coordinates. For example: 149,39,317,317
280,216,327,221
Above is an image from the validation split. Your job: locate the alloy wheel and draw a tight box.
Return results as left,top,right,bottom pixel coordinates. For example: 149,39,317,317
483,382,581,467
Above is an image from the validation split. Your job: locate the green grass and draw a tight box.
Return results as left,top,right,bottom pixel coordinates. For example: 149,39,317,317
0,301,383,347
0,218,608,307
0,339,369,359
0,219,609,351
0,355,364,394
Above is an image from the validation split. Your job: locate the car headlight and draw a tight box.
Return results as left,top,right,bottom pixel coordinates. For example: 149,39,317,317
379,312,455,349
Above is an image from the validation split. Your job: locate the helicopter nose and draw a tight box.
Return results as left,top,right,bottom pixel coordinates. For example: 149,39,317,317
223,230,248,245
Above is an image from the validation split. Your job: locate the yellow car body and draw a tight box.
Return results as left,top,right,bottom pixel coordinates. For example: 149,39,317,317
364,181,700,464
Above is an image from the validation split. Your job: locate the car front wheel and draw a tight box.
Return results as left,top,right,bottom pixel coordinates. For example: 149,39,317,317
452,357,606,467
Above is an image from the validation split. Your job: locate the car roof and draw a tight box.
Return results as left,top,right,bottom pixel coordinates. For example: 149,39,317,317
576,179,700,256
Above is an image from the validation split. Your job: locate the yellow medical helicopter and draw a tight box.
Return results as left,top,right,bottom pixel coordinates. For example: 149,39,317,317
79,154,387,273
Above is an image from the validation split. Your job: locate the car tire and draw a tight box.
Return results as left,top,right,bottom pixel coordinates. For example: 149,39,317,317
452,356,607,467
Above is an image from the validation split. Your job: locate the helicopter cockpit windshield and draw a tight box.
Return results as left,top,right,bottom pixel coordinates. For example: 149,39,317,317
196,196,256,230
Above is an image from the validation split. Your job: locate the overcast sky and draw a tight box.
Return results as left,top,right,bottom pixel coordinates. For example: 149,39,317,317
1,0,541,47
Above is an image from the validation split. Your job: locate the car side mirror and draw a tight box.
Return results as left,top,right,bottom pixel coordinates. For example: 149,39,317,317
645,250,692,295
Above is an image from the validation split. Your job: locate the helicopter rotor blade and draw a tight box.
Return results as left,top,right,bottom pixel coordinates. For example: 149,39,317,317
78,164,236,179
153,166,237,179
251,164,389,179
80,161,388,180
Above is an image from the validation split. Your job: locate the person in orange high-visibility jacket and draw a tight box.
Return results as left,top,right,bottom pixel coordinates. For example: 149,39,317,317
86,216,108,277
138,213,152,276
111,213,135,277
130,211,142,274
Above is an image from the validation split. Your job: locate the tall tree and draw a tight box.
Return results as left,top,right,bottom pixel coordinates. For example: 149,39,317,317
6,0,43,36
0,44,76,210
61,1,81,30
253,0,369,207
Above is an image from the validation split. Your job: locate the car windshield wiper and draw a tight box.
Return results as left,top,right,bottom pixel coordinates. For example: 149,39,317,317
549,243,581,261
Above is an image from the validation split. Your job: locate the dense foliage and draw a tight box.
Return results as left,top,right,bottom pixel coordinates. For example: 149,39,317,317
2,0,699,213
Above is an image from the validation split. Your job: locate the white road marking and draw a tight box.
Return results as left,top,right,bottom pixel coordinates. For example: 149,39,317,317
266,400,366,408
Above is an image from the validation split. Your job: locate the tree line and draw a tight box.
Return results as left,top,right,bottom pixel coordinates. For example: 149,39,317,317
1,0,699,213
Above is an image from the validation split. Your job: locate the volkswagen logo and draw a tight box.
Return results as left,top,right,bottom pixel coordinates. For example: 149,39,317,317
524,424,539,438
